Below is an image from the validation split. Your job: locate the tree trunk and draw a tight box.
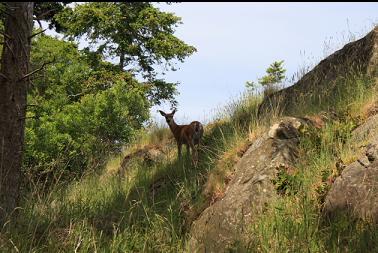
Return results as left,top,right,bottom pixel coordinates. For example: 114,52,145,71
0,2,34,224
119,51,125,71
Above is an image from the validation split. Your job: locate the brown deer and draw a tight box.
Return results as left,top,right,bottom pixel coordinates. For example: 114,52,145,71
159,109,204,166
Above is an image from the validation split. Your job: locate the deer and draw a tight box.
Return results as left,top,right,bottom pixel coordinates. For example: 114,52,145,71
158,109,204,166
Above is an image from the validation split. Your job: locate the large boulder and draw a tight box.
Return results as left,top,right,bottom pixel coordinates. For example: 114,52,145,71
188,117,313,252
323,113,378,223
258,26,378,117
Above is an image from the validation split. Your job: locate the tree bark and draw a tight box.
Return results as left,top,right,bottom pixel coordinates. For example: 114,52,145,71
119,51,125,71
0,2,34,224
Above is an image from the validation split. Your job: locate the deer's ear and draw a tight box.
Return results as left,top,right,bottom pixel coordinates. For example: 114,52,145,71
172,108,177,114
158,110,166,116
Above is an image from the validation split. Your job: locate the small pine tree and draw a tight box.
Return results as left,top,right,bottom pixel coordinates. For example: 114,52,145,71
245,80,257,93
245,60,286,96
258,60,286,96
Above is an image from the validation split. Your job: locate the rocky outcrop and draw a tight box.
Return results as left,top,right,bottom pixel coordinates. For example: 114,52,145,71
188,117,315,252
258,26,378,117
323,113,378,223
118,144,165,177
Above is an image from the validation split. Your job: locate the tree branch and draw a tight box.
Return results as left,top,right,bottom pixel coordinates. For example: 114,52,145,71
28,73,44,81
36,19,43,30
29,29,46,39
18,60,54,82
34,8,59,20
0,72,9,80
67,92,83,98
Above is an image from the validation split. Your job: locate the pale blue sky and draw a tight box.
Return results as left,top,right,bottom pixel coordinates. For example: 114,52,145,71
45,3,378,125
151,2,378,125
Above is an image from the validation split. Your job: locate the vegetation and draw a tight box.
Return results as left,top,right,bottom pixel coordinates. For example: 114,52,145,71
2,68,377,252
1,86,267,252
0,2,377,252
25,34,151,184
21,2,196,187
56,2,196,80
0,0,195,233
246,74,378,253
246,60,286,97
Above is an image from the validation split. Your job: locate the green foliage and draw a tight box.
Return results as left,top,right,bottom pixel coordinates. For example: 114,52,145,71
271,168,300,196
258,60,286,87
56,2,196,79
146,79,179,107
34,2,71,32
245,60,286,97
245,80,260,95
226,91,263,130
25,35,150,181
23,2,196,185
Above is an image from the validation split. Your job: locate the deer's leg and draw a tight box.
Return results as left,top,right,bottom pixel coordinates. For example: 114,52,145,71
186,143,190,156
177,142,182,160
188,139,198,166
194,146,199,167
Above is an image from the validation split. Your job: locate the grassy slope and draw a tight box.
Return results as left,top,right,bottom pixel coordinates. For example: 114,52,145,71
1,73,378,252
245,75,378,253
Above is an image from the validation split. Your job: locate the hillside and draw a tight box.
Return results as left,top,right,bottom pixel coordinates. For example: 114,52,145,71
1,26,378,253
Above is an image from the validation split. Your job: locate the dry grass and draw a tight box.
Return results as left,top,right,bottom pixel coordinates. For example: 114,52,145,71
202,137,251,204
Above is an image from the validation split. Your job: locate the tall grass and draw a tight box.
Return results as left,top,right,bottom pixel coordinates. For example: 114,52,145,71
0,90,267,252
243,74,378,253
247,120,378,253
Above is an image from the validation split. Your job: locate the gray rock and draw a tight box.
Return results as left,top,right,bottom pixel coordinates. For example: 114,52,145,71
323,158,378,223
188,117,308,252
323,117,378,223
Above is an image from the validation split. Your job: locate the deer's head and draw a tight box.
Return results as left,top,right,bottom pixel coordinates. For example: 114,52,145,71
158,109,177,126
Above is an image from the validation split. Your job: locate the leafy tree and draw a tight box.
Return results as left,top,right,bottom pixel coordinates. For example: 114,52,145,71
33,2,71,32
25,35,150,183
56,2,196,79
55,2,195,107
0,2,195,189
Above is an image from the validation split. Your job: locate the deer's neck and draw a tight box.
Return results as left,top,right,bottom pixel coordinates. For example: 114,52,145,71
168,120,183,141
168,119,178,133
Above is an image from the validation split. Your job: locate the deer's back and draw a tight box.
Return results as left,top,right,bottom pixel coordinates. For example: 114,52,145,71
174,121,204,145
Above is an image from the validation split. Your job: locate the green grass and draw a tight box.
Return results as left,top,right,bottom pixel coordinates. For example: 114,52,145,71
240,74,378,253
246,118,378,253
1,91,266,252
1,70,377,252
